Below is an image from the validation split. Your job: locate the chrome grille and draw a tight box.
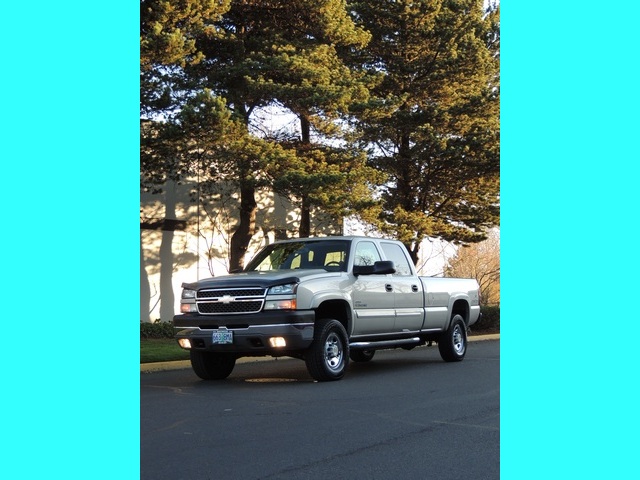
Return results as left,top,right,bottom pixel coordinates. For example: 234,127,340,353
196,287,266,315
198,288,265,298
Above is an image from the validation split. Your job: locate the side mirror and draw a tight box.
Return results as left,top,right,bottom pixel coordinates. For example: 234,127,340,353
353,260,396,277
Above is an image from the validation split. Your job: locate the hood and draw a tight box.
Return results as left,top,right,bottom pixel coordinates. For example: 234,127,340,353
182,269,342,290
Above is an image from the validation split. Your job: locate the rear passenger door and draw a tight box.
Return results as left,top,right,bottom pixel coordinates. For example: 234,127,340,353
380,242,425,332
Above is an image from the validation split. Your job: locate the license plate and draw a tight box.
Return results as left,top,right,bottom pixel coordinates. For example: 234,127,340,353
212,330,233,344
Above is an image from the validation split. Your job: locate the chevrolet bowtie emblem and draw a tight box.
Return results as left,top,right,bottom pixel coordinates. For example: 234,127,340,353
219,295,234,304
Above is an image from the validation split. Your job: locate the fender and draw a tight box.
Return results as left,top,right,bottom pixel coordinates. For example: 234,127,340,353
309,291,354,334
444,293,471,330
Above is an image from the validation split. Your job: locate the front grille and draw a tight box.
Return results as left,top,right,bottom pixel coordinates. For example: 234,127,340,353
196,287,266,315
198,301,264,314
198,288,265,298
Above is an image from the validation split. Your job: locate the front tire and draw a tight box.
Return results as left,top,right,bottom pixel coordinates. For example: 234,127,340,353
305,319,349,381
438,315,467,362
190,351,236,380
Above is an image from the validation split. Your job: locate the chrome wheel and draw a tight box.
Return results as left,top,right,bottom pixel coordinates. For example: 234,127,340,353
324,332,344,371
452,323,466,355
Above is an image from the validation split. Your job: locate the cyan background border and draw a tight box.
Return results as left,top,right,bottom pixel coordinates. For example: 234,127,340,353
502,1,638,478
2,2,140,478
3,1,639,478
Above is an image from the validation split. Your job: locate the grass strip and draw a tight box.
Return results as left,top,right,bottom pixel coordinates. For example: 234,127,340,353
141,338,190,364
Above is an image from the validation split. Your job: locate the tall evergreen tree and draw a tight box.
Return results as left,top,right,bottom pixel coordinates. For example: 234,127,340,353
186,0,380,265
348,0,500,264
225,2,373,236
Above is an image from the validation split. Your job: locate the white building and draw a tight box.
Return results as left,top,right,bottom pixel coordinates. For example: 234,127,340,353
140,178,343,323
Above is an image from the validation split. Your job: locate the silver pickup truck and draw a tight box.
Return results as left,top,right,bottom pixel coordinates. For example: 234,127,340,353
174,236,481,381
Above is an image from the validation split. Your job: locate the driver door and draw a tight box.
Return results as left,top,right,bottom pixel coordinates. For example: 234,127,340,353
350,240,395,336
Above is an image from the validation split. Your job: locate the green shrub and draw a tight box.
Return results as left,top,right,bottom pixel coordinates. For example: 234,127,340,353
140,320,175,339
473,305,500,334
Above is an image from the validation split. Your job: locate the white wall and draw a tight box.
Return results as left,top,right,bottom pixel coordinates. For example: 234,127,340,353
141,180,342,322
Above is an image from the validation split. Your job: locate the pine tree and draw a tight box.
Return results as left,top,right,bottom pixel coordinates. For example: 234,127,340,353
187,0,380,264
140,0,231,117
348,0,500,263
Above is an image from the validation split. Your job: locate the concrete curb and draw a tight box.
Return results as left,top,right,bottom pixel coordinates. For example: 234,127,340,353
140,334,499,373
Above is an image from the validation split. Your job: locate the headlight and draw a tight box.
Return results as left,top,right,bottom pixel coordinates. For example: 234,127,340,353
182,288,196,299
180,303,198,313
267,284,297,295
264,299,297,310
264,283,298,310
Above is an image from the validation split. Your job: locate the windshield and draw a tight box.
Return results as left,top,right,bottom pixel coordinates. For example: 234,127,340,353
245,240,350,272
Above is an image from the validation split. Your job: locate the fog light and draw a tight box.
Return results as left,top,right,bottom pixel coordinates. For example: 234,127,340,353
269,337,287,348
178,338,192,349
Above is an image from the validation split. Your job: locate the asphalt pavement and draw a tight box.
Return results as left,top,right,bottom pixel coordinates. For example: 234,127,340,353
141,337,500,480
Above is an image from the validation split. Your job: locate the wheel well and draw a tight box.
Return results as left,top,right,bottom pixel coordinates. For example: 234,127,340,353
315,300,351,334
451,300,470,325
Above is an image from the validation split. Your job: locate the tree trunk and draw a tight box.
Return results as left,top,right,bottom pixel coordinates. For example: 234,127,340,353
397,132,414,212
299,114,312,237
300,195,311,237
229,181,257,272
406,242,420,267
228,101,258,272
398,130,421,266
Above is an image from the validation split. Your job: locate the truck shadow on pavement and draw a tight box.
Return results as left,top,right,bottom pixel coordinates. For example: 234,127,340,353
182,347,458,387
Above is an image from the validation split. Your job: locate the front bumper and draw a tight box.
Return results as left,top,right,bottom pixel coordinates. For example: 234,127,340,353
173,310,315,356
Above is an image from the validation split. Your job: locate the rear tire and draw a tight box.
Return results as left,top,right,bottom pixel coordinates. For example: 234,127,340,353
438,315,467,362
350,349,375,362
305,319,349,381
190,351,236,380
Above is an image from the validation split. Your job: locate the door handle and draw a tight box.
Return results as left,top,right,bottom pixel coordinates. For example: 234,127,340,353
411,284,419,292
385,284,393,292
